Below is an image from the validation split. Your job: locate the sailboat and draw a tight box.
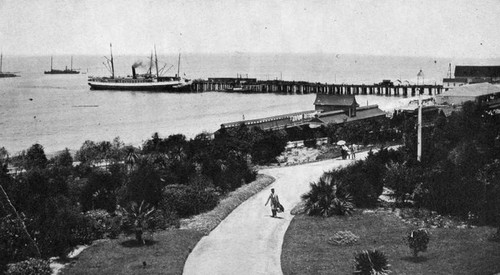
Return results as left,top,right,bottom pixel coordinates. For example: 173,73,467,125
88,44,192,91
44,56,80,74
0,53,19,78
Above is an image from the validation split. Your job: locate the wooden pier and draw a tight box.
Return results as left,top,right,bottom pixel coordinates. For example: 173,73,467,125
190,79,443,96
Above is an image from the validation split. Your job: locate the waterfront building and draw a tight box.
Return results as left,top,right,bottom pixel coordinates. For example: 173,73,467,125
443,65,500,89
313,94,358,116
435,83,500,106
219,94,386,132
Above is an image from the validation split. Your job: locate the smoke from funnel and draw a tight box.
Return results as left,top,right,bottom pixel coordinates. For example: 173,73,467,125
132,61,143,68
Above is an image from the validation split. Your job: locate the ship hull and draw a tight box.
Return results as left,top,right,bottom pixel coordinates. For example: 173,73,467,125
88,80,192,92
44,70,80,74
0,73,18,78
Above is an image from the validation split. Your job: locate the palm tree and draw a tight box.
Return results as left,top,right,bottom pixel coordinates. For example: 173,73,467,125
354,249,391,275
119,201,156,244
124,147,139,173
301,174,354,217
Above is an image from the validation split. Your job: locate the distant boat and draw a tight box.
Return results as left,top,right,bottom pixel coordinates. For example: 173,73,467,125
44,56,80,74
88,44,192,91
0,53,19,78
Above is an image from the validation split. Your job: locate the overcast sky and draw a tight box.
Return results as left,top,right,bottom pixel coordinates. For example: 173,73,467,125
1,0,500,58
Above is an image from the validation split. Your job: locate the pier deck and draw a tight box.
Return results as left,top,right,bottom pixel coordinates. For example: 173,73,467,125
191,79,443,96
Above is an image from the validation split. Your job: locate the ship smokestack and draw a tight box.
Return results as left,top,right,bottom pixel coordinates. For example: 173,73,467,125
131,61,142,79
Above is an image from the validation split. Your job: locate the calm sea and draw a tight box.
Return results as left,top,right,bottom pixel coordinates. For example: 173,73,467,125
1,53,499,154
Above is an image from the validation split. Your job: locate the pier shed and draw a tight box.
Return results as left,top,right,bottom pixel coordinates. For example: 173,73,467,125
309,105,386,127
314,94,359,116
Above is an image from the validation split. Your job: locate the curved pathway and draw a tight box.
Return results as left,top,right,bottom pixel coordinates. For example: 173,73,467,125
183,154,368,275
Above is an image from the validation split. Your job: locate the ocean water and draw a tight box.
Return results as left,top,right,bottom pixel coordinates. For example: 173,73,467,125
1,53,499,154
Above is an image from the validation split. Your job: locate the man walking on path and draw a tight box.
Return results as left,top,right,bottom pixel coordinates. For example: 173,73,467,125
265,188,280,217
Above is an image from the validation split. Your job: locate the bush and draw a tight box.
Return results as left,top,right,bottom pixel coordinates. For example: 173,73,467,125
84,209,122,239
354,249,391,275
0,215,34,272
160,185,219,218
406,228,430,258
328,231,359,246
146,209,180,230
6,258,51,275
301,175,354,217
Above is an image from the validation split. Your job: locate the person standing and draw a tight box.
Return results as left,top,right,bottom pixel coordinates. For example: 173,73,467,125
350,144,356,159
265,188,280,217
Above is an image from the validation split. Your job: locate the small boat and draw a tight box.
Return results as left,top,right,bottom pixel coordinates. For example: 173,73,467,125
0,53,19,78
88,44,192,92
44,56,80,74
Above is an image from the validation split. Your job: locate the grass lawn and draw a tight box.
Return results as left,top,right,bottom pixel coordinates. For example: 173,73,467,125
60,174,275,274
60,229,204,275
282,210,500,275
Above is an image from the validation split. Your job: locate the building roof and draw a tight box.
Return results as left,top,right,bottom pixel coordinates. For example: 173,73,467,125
220,110,317,129
437,83,500,97
314,105,386,125
443,78,468,83
314,94,358,107
455,66,500,78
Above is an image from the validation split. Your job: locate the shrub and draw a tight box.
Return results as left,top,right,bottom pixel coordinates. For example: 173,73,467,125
118,201,156,244
406,228,430,258
6,258,51,275
146,209,180,230
301,175,354,217
0,215,34,272
383,161,418,205
354,249,391,275
328,231,359,246
84,209,123,239
161,185,219,218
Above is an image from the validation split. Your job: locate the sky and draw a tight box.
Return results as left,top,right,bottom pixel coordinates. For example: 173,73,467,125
1,0,500,58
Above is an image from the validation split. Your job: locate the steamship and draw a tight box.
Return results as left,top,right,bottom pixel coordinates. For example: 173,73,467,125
88,44,192,91
44,56,80,74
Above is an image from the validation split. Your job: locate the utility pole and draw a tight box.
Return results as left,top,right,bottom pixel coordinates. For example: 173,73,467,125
417,89,422,162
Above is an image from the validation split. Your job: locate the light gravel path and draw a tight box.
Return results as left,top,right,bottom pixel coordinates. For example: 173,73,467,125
183,152,372,275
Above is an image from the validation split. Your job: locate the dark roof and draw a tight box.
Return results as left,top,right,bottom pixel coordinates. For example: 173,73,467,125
315,105,386,125
443,78,468,83
455,66,500,78
314,94,358,107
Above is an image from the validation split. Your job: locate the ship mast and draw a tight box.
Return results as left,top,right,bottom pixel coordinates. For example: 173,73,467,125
154,45,159,78
50,56,53,71
71,56,73,71
110,43,115,79
149,51,153,76
0,52,3,73
177,53,181,77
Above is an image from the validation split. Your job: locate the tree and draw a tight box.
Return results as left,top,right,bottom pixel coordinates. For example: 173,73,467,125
0,184,41,259
118,201,156,244
354,249,391,275
301,174,354,217
383,161,418,206
25,144,47,170
50,148,73,168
